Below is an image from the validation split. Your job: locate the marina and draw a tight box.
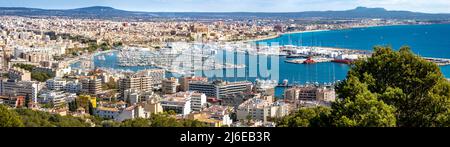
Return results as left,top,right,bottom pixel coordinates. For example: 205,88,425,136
70,24,450,97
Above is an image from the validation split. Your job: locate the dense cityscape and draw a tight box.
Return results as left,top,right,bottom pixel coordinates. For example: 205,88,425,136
1,2,450,129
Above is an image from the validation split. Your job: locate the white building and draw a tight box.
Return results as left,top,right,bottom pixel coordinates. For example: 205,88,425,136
95,104,150,122
123,89,154,105
162,77,179,94
46,78,67,91
203,105,233,126
161,91,192,116
115,105,150,122
64,80,82,94
14,46,65,57
191,92,206,111
1,79,42,103
39,90,77,107
269,101,294,118
236,98,272,122
95,107,120,119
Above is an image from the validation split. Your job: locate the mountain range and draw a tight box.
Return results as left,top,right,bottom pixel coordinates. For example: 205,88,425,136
0,6,450,20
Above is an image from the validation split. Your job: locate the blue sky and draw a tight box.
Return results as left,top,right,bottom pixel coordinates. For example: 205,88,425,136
1,0,450,13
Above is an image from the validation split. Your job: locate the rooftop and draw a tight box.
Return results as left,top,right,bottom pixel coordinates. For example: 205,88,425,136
238,98,272,109
96,106,119,112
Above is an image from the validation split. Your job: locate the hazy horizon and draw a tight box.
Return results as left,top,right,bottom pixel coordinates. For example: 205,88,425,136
0,0,450,13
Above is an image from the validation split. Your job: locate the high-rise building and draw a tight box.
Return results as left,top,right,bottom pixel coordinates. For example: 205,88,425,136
189,80,252,99
135,69,165,87
0,95,25,108
0,79,41,103
81,77,102,95
8,67,31,81
22,52,51,63
162,77,179,94
179,76,208,91
118,69,165,98
143,94,163,115
284,85,336,102
161,91,193,116
46,78,67,91
64,80,82,94
119,76,151,98
254,79,277,97
191,92,207,111
236,98,272,122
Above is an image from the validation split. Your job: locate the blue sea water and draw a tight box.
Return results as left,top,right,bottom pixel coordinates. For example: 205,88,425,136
256,23,450,79
257,24,450,58
79,24,450,98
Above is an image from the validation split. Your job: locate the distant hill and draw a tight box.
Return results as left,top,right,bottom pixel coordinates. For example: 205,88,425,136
0,6,450,20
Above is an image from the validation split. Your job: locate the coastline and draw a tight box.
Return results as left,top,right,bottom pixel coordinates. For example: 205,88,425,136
241,29,331,43
245,23,442,43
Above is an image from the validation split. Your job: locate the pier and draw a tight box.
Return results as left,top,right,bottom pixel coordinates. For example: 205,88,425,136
423,57,450,66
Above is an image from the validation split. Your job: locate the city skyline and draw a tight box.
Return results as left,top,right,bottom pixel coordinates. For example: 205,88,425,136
1,0,450,13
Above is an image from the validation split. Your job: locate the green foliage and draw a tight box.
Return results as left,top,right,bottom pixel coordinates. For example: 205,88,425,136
2,73,8,78
277,106,331,127
182,119,209,127
31,71,53,82
13,63,35,71
113,42,123,47
148,113,183,127
279,46,450,127
101,120,121,127
65,42,112,57
102,79,118,90
331,77,397,127
13,63,55,82
148,113,208,127
41,103,54,109
1,105,208,127
0,105,24,127
339,46,450,127
68,100,78,112
120,118,151,127
88,102,94,115
14,108,90,127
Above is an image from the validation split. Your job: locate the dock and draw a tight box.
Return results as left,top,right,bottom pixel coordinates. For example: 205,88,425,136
423,57,450,66
285,57,333,64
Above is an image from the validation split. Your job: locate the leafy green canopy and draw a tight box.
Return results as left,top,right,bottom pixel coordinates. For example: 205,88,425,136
0,105,24,127
278,46,450,127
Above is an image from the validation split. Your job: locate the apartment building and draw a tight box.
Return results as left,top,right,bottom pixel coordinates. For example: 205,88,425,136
179,76,208,91
162,77,179,94
189,80,252,99
8,67,31,81
284,85,336,102
81,77,102,95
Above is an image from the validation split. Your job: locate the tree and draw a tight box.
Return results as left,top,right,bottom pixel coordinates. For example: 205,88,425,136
246,115,253,125
0,105,24,127
337,46,450,127
24,94,31,108
149,113,183,127
331,76,396,127
278,46,450,127
68,100,78,112
120,118,151,127
182,119,208,127
277,106,331,127
14,108,90,127
88,102,94,116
